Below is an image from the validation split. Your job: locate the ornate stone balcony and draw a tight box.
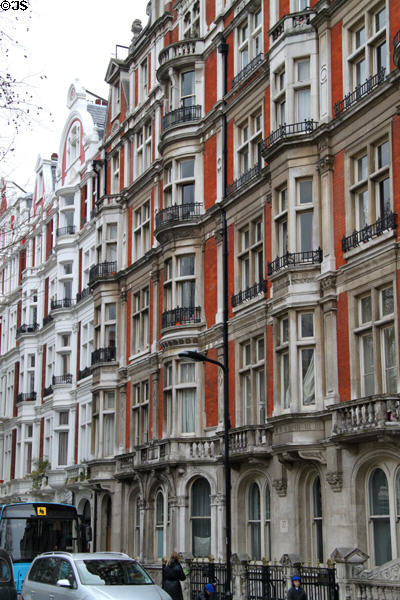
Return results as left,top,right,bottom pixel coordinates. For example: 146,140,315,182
330,396,400,441
269,9,315,44
157,39,204,81
115,426,272,476
52,374,73,385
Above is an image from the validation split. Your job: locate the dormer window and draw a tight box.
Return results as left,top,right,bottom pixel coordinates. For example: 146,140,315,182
183,1,200,39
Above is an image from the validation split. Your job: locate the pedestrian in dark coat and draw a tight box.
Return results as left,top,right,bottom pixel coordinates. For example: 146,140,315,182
287,576,308,600
162,551,186,600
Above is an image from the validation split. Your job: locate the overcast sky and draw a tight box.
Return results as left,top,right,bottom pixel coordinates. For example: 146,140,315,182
2,0,148,189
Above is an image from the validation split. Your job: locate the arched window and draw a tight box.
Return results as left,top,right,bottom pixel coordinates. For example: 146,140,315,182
265,484,271,559
191,478,211,557
369,468,392,565
312,476,323,562
248,483,261,559
156,490,165,558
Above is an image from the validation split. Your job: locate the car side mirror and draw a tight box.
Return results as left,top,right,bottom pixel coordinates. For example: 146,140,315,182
56,579,72,588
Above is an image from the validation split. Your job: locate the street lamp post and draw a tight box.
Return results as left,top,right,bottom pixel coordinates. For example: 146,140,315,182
179,349,232,600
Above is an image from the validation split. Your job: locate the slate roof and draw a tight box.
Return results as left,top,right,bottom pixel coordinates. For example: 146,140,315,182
87,103,108,140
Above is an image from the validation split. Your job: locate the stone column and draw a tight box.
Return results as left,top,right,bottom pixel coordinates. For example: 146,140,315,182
320,276,339,406
151,269,159,355
317,152,336,274
151,368,160,441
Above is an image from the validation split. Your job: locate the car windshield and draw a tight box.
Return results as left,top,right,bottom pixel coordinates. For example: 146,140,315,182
75,559,153,586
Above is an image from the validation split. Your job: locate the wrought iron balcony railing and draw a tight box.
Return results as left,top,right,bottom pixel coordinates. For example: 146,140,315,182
76,286,92,303
394,31,400,67
155,203,202,230
89,261,117,283
16,323,39,335
268,248,322,276
43,314,53,327
162,104,202,132
17,392,36,403
52,374,73,385
334,68,386,117
225,165,260,197
51,298,74,310
91,346,116,365
232,53,263,88
161,306,201,329
232,280,267,308
43,385,53,398
78,366,92,380
56,225,76,237
342,211,396,252
260,119,318,154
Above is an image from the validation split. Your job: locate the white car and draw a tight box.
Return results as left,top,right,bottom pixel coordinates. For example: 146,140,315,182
21,551,172,600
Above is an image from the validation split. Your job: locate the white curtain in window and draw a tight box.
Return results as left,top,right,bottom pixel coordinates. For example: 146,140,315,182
383,326,396,393
58,431,68,465
182,389,196,432
297,88,311,121
103,414,115,456
302,349,315,405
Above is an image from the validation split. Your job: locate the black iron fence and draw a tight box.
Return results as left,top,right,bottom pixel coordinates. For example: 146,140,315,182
16,323,38,335
76,286,92,303
155,203,202,229
225,164,261,197
78,366,92,381
268,248,322,276
51,298,74,310
260,119,318,154
43,385,53,398
56,225,76,237
342,211,396,252
91,346,116,365
89,261,117,283
43,314,53,327
161,306,201,329
334,67,386,117
232,53,263,88
162,105,202,131
247,564,287,600
232,280,267,307
188,561,227,600
294,566,338,600
16,392,36,403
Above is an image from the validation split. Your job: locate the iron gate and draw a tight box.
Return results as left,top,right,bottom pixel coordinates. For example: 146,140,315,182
189,561,227,600
247,564,287,600
295,566,338,600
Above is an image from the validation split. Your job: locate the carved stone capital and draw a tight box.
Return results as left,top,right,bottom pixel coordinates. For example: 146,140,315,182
120,289,128,302
320,274,337,291
151,269,160,283
326,471,343,492
273,478,287,497
317,154,335,173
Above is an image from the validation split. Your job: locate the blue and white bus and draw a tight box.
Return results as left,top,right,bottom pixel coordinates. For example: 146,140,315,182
0,502,82,593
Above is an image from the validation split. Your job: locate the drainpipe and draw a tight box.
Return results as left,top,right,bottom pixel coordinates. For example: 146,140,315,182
218,38,232,600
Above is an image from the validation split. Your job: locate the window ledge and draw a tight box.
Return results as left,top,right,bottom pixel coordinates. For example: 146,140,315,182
343,228,395,260
128,349,150,362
